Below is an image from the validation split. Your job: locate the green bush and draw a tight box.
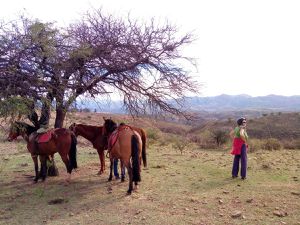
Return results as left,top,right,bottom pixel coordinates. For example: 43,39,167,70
146,128,160,141
262,138,282,150
172,137,189,154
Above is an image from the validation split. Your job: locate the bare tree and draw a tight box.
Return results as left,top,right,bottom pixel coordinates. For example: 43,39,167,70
0,9,199,127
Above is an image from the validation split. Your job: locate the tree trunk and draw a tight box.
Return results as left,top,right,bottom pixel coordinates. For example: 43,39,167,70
54,107,66,128
47,157,59,176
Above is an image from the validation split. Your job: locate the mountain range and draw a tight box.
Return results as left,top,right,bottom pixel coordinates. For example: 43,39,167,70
77,94,300,114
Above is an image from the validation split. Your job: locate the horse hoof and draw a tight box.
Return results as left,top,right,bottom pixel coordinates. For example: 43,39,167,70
127,190,132,195
108,177,112,182
121,178,125,182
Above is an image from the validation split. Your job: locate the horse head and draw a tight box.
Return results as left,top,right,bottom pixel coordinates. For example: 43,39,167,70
7,122,25,141
7,122,37,142
103,117,118,136
69,123,78,136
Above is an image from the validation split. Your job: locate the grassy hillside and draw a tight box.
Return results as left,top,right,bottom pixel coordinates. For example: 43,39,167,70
0,137,299,224
0,111,300,225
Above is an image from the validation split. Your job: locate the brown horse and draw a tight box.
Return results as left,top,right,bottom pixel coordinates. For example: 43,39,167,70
6,122,58,176
69,123,107,175
8,122,77,183
103,117,148,168
103,118,147,194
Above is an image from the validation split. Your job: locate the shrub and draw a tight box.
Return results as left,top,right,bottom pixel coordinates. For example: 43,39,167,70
172,137,189,154
262,138,282,150
211,129,229,146
282,139,300,150
188,134,201,144
146,128,160,141
247,139,263,152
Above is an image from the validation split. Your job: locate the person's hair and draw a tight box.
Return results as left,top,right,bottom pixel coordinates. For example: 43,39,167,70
237,117,246,126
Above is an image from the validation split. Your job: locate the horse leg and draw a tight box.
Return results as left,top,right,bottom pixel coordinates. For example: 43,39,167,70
97,149,105,175
120,160,125,182
32,155,39,183
108,158,113,181
126,163,133,195
40,155,47,181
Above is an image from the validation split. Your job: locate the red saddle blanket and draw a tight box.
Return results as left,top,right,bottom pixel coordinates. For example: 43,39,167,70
37,131,53,143
108,130,119,150
108,125,132,150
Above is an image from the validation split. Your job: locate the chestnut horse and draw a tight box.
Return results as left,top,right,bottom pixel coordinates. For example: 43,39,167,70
103,118,147,194
69,123,107,175
6,122,57,176
8,122,77,183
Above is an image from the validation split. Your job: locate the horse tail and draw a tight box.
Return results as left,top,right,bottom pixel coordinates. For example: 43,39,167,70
131,134,141,182
140,128,147,168
69,133,78,170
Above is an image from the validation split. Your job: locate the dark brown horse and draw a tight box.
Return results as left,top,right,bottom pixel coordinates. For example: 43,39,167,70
69,123,107,175
8,122,77,183
103,118,147,194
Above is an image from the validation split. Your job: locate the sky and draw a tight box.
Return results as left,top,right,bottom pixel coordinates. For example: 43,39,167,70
1,0,300,97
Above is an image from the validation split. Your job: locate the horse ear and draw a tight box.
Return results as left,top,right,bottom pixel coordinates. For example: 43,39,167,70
103,117,106,121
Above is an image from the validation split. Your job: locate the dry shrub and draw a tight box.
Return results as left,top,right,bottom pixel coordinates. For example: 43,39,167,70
159,125,188,135
172,136,189,154
282,139,300,150
261,138,282,150
188,134,201,144
247,139,264,152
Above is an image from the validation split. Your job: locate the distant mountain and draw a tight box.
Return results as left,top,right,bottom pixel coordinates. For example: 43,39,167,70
76,94,300,114
184,94,300,112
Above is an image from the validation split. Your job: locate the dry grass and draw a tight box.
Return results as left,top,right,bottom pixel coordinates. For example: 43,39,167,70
0,112,300,225
0,137,300,225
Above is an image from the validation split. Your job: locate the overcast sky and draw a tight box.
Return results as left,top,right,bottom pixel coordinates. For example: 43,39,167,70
1,0,300,97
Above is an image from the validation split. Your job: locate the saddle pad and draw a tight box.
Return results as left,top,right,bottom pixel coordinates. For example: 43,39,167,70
37,131,52,143
108,125,133,150
108,130,119,150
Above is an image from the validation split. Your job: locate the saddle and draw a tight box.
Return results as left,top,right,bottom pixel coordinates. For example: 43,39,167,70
37,130,53,143
108,125,132,151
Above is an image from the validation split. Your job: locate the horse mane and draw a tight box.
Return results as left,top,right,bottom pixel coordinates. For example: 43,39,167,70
104,119,118,133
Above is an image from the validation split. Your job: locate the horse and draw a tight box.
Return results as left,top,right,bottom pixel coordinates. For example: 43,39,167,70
102,117,148,168
103,118,147,194
7,122,78,183
6,121,59,176
69,123,107,175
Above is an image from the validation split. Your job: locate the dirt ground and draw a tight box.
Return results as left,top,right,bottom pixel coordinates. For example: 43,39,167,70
0,136,300,225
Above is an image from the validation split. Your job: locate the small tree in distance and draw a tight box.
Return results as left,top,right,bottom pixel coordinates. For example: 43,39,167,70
0,9,199,127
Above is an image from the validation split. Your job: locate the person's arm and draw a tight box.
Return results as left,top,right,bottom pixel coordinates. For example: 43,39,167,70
239,128,247,143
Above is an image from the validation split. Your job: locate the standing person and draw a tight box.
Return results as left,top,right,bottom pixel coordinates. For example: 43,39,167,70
230,117,248,180
114,159,126,180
